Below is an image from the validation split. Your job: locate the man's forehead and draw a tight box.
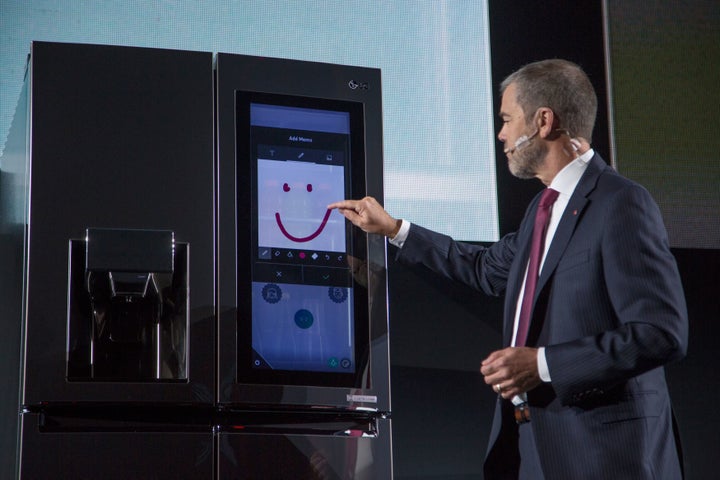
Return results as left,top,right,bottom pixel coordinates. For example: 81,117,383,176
499,83,519,115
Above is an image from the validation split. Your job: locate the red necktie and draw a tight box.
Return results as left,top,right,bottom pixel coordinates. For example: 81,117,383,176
515,188,559,347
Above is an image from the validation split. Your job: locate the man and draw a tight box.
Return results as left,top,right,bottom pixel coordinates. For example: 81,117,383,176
329,59,688,479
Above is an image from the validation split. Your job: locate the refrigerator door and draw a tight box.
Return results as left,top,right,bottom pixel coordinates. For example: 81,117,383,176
216,53,390,413
217,416,393,479
19,42,215,405
19,412,213,479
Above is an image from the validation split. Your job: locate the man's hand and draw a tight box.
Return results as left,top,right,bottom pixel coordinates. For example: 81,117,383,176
480,347,542,400
328,196,401,237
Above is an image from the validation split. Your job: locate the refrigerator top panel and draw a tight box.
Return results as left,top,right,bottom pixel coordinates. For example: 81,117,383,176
216,53,390,413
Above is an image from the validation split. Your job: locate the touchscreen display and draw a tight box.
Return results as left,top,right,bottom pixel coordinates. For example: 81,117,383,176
236,92,368,387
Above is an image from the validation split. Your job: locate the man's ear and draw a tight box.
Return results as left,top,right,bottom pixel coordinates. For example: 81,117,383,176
536,107,556,139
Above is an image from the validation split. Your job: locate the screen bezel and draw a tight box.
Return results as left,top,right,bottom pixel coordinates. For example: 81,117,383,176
235,90,370,388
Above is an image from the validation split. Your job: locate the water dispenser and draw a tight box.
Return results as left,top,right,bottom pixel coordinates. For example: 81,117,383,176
67,228,188,381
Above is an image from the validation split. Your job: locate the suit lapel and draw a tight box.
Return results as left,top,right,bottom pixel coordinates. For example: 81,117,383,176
536,154,607,295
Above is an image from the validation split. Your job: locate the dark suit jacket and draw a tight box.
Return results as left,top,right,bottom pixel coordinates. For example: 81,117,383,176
396,154,688,479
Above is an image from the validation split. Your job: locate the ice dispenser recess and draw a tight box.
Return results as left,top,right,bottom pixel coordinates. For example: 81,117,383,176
67,228,189,382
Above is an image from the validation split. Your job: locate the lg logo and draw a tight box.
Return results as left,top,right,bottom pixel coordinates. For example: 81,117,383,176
348,79,369,90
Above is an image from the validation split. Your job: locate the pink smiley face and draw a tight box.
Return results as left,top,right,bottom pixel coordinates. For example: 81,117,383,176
275,181,332,242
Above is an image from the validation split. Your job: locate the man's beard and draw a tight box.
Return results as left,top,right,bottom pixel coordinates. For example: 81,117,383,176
507,135,547,179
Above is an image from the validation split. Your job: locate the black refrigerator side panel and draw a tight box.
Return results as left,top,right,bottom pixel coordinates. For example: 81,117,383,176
0,58,30,480
22,42,215,404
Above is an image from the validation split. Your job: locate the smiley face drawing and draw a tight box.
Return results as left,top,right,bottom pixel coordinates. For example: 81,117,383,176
257,159,346,252
275,181,332,242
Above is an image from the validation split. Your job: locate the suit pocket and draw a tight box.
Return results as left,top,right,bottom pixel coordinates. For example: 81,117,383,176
592,390,661,424
555,249,590,274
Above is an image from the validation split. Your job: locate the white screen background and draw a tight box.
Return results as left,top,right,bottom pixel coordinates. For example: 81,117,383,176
0,0,499,241
257,159,346,252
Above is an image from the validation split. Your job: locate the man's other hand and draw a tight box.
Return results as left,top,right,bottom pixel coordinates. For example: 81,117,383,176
480,347,542,399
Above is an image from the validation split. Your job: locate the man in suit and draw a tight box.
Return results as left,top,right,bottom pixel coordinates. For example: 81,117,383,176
329,59,688,479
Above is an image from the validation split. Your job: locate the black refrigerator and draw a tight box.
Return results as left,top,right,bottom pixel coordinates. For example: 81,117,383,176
1,41,391,479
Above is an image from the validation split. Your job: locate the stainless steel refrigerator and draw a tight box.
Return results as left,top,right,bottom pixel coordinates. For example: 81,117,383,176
1,41,391,479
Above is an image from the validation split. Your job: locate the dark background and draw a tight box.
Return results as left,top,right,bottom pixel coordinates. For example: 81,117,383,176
389,1,720,478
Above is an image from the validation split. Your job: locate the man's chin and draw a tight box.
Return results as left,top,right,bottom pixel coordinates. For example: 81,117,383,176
508,150,545,180
508,162,535,180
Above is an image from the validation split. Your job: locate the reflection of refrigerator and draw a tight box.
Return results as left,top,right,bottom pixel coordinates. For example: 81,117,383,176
1,42,391,479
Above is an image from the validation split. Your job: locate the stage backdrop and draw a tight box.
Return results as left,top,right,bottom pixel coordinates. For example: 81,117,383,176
0,0,499,242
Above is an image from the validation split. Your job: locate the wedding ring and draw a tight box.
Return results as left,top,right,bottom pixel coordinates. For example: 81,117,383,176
495,384,502,394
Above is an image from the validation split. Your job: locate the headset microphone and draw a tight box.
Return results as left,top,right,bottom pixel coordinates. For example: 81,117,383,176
503,129,539,155
503,128,579,155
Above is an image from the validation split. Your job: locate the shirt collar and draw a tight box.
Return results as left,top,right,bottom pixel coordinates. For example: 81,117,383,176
550,148,593,196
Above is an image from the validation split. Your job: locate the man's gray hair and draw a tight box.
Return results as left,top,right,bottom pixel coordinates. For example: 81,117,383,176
501,59,598,141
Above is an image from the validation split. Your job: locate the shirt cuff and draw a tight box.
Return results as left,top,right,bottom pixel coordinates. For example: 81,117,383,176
537,347,551,382
388,219,411,248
